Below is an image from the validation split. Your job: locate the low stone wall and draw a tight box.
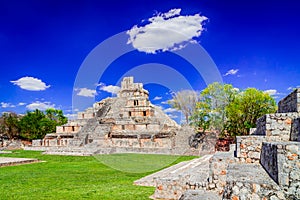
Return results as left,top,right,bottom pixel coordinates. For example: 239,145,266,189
255,113,300,141
110,137,173,148
260,142,278,182
32,139,42,146
208,151,235,195
236,136,266,163
291,117,300,141
152,177,191,200
278,88,300,113
260,141,300,199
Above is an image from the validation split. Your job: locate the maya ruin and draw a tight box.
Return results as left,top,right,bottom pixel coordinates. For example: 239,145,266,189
22,78,300,200
135,89,300,200
27,77,213,156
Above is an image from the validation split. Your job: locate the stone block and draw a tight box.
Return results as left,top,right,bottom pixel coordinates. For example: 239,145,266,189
278,88,300,113
260,141,300,199
32,139,42,147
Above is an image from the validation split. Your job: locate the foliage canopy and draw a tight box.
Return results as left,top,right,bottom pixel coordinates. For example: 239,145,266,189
188,83,277,136
0,108,67,140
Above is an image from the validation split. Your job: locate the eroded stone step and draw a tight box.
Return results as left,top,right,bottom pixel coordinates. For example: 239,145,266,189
179,190,221,200
134,155,212,189
223,163,282,200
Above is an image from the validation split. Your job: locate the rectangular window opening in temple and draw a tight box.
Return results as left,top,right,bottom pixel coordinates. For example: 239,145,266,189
134,100,139,106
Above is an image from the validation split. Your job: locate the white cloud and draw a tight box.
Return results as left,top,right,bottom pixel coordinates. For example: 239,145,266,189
10,76,50,91
1,102,16,108
76,88,97,97
99,84,120,95
26,101,55,110
164,108,178,113
18,102,26,106
224,69,239,76
264,89,278,96
127,8,208,54
168,114,178,119
153,96,162,101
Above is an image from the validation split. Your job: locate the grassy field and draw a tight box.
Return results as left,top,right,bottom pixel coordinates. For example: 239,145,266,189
0,150,196,200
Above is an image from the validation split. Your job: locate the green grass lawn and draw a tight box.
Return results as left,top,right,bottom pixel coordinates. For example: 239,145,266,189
0,150,196,200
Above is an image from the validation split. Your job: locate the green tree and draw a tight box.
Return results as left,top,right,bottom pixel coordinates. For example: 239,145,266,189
19,109,46,140
45,108,67,124
189,101,211,133
225,88,277,136
19,109,67,140
200,82,238,132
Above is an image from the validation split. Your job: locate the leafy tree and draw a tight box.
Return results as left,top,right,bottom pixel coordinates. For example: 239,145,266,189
200,82,238,132
189,83,276,137
45,108,67,125
189,101,211,133
19,109,67,140
19,109,46,140
169,90,199,124
225,88,277,136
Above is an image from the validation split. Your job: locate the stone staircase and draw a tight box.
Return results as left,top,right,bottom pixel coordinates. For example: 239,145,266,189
134,155,220,199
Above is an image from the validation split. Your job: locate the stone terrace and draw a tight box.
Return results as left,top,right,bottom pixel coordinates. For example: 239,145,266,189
0,157,40,167
136,89,300,200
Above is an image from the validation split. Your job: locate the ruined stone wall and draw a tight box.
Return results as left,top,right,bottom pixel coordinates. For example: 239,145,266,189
111,138,172,148
260,141,300,199
77,112,95,119
32,139,42,147
291,117,300,141
254,113,299,141
36,138,82,147
236,136,267,163
152,177,190,200
128,110,152,117
278,88,300,113
56,125,81,133
209,151,235,194
127,99,149,107
112,124,161,132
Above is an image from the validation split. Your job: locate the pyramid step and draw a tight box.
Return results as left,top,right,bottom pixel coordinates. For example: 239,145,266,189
134,155,212,189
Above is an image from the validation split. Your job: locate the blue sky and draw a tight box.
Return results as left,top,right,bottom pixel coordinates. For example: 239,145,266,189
1,0,300,120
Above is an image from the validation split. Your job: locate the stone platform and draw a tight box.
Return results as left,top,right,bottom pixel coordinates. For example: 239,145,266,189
134,155,220,199
0,157,40,167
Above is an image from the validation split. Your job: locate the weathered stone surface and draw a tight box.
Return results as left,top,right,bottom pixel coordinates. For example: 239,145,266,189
29,77,211,156
137,88,300,200
0,157,40,167
223,163,281,200
278,88,300,113
254,112,300,140
261,141,300,198
179,190,220,200
135,155,213,200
